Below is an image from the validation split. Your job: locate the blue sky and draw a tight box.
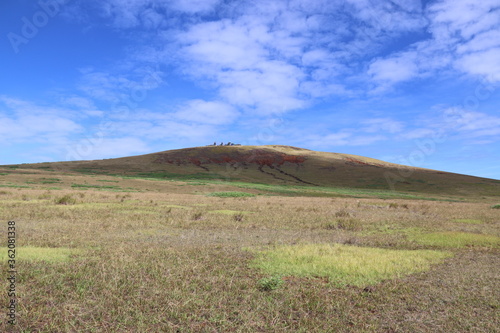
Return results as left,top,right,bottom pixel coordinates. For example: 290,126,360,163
1,0,499,179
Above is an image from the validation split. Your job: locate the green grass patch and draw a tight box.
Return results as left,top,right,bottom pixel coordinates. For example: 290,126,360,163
73,168,107,175
0,184,31,188
131,172,221,181
40,177,62,184
410,232,500,248
207,191,256,198
0,173,8,176
453,219,482,224
257,275,284,291
201,181,458,201
249,243,452,287
1,247,81,262
491,204,500,209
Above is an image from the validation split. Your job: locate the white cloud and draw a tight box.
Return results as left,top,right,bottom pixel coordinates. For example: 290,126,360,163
443,108,500,135
426,0,500,82
368,52,419,88
401,128,435,140
67,137,151,160
427,0,499,41
168,0,220,14
457,48,500,82
305,131,386,148
365,0,500,91
0,96,83,144
175,18,308,114
174,100,239,125
76,67,163,104
77,0,221,29
345,0,425,32
362,118,405,134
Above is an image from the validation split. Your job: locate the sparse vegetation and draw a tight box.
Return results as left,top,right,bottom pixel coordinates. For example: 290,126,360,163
410,232,500,248
0,158,498,332
207,191,256,198
54,194,77,205
491,204,500,209
453,218,482,224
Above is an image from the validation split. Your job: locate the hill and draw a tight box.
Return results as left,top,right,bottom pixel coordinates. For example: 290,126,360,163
11,145,500,198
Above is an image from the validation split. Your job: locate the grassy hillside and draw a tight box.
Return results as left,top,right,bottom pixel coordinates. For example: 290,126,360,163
9,145,500,199
1,147,499,331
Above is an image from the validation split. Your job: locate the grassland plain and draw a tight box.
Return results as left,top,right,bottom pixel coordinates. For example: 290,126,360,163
0,166,499,332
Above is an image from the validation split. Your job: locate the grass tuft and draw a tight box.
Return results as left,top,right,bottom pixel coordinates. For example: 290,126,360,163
257,275,284,291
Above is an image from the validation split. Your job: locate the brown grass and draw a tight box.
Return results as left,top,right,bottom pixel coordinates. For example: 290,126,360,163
0,167,499,332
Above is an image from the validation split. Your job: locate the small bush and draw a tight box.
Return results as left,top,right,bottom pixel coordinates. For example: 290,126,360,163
55,195,76,205
337,218,362,231
491,204,500,209
192,212,203,220
389,203,408,209
257,275,284,291
334,209,351,218
325,218,362,231
233,213,244,222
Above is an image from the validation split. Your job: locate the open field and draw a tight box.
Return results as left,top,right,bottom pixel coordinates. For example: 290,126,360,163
1,164,499,332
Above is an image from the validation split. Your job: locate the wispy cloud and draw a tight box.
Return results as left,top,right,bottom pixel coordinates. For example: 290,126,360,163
427,0,500,82
174,100,239,125
0,96,83,144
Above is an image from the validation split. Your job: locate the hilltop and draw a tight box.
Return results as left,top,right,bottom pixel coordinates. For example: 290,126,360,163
11,145,500,198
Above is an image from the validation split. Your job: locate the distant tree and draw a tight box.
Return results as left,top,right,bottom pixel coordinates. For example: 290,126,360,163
213,142,216,146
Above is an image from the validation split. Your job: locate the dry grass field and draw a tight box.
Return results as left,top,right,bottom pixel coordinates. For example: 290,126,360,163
1,163,499,332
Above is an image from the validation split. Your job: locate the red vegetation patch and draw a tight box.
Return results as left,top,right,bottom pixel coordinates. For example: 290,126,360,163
154,149,307,167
